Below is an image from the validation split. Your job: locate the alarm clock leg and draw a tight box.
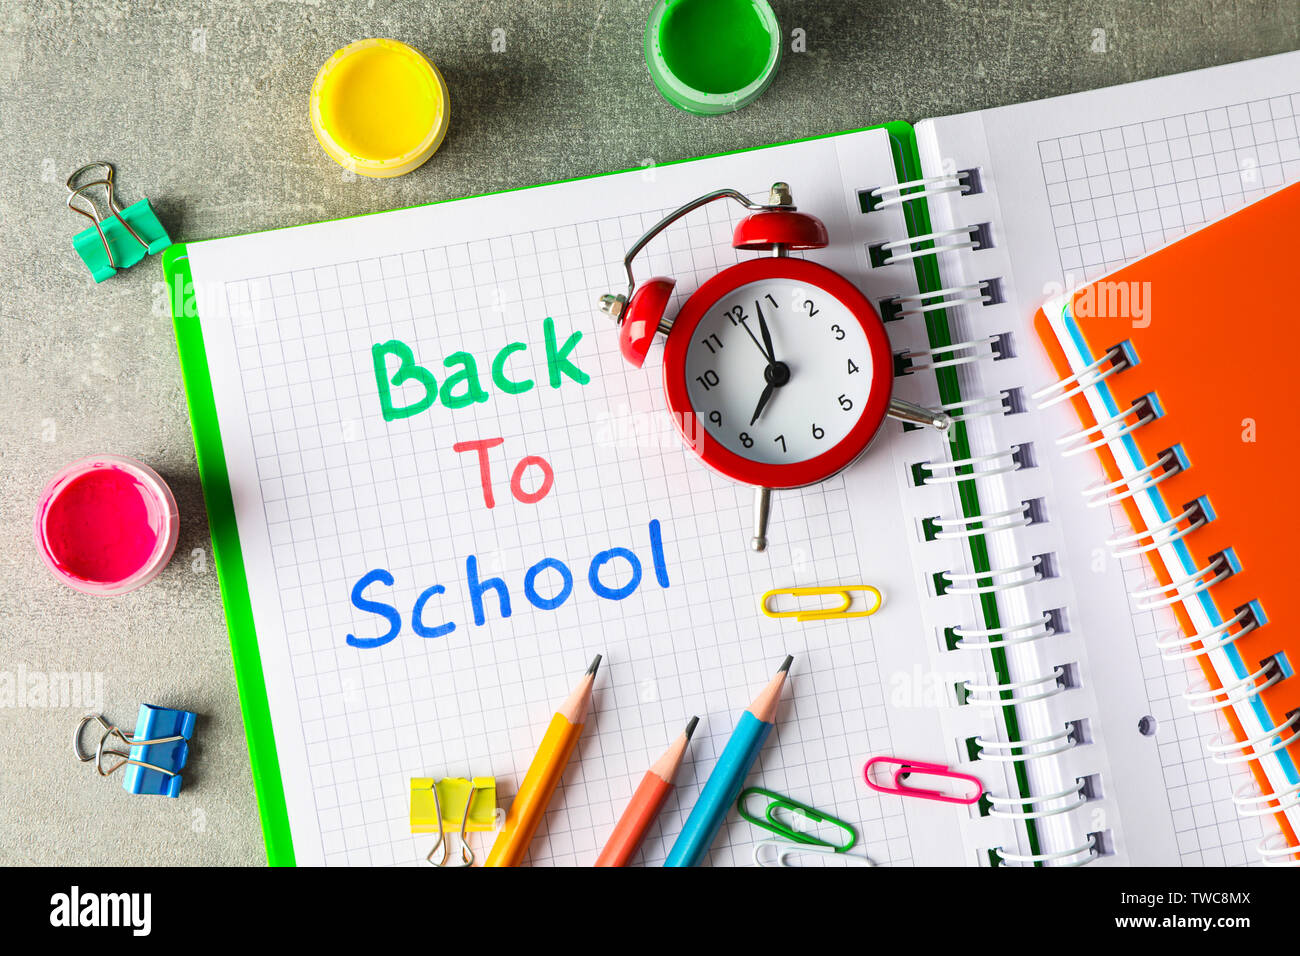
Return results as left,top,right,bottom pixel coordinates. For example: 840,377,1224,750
886,397,952,432
751,486,772,552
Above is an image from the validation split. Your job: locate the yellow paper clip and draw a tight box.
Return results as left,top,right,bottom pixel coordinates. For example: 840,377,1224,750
760,585,883,622
410,776,500,866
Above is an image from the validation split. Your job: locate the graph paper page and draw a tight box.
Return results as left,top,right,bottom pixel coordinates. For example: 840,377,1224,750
917,51,1300,864
184,130,1000,867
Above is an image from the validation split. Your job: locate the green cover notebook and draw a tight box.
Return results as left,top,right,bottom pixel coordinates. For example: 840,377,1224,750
164,122,1042,866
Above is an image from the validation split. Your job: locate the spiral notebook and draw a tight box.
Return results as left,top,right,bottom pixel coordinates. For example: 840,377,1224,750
166,50,1300,866
912,50,1300,865
1034,182,1300,864
168,124,1031,867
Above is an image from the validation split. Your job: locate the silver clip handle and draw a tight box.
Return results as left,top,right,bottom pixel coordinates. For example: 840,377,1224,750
616,188,763,301
65,162,150,268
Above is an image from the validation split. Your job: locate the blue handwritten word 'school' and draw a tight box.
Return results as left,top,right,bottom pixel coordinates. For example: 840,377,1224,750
345,519,671,648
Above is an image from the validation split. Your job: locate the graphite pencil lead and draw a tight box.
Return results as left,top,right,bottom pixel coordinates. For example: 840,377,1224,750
778,654,794,674
684,715,700,740
587,654,603,676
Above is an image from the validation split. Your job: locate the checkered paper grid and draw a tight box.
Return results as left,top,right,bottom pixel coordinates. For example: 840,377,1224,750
1109,504,1272,867
225,191,912,867
1039,94,1300,281
1037,94,1300,865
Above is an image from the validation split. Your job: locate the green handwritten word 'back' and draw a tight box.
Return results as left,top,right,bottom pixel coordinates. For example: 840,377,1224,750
373,316,589,422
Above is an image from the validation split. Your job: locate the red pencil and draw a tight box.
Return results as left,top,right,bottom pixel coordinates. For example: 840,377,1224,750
594,717,699,867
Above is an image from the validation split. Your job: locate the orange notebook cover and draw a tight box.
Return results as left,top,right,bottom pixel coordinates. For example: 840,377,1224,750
1034,182,1300,859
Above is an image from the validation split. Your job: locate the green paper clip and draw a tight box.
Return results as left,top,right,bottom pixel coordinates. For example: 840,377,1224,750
737,786,857,852
67,162,171,283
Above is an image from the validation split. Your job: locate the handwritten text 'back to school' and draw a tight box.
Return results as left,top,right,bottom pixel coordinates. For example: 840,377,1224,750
347,319,673,648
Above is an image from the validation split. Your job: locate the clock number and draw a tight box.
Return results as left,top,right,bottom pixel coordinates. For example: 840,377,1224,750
695,370,719,391
739,431,754,449
812,423,825,440
765,293,779,309
774,434,786,453
838,394,853,411
700,332,724,354
724,304,749,326
831,324,845,340
708,410,722,427
804,299,820,317
847,358,860,374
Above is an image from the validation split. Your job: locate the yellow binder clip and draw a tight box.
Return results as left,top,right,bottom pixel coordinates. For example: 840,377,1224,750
410,776,500,867
760,585,883,622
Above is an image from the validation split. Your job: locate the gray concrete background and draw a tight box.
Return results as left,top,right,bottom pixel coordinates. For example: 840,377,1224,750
0,0,1296,866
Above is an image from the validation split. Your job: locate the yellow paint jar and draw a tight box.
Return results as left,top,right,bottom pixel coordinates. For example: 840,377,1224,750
310,39,450,178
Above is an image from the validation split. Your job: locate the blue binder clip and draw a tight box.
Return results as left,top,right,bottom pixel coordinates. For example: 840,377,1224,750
74,704,197,798
66,162,172,282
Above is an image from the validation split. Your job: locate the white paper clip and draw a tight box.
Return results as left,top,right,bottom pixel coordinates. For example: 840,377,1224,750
753,839,875,867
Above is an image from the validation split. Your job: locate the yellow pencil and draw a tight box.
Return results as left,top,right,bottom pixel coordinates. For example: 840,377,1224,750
485,654,602,866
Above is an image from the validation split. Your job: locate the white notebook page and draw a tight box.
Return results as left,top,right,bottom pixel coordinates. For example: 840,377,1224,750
916,50,1300,864
185,129,1017,866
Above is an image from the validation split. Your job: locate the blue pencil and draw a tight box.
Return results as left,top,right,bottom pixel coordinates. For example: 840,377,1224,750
665,655,793,867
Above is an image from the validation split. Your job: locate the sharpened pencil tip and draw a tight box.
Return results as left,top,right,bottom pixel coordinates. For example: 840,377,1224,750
586,654,603,676
684,715,700,740
778,654,793,674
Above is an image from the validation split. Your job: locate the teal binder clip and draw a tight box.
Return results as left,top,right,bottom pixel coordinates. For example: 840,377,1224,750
67,162,171,282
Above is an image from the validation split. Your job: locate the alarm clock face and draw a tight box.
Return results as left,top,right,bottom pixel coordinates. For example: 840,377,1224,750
684,276,875,464
664,257,893,489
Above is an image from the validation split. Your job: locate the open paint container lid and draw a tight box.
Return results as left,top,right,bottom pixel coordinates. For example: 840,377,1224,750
310,38,450,178
34,455,179,595
644,0,782,115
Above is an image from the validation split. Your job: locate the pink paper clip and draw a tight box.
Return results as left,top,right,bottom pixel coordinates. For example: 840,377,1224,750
863,756,983,805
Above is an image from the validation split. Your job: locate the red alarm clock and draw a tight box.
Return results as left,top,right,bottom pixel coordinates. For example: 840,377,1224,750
599,183,950,551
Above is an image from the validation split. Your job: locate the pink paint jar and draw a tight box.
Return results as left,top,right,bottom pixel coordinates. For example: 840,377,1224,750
34,455,179,595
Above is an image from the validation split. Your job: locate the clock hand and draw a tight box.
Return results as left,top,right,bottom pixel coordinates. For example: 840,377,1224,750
740,300,791,427
748,361,792,426
737,315,773,363
749,379,776,426
755,300,777,363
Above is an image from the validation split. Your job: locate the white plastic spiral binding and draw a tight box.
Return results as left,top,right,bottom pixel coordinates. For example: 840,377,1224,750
951,614,1056,651
974,726,1078,763
1206,711,1300,765
901,334,1003,372
1031,346,1130,409
932,503,1033,540
1258,832,1300,867
868,171,971,209
889,282,992,317
1056,400,1155,457
1037,342,1294,863
880,226,983,264
963,666,1066,707
1183,660,1282,713
884,193,1094,866
1107,502,1207,559
942,560,1043,596
986,782,1089,821
935,393,1011,421
1234,778,1300,817
922,447,1021,484
994,835,1097,867
1154,607,1258,661
1081,450,1181,508
1130,554,1232,611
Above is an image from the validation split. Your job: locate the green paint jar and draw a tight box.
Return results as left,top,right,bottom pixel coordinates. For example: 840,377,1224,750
644,0,782,115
